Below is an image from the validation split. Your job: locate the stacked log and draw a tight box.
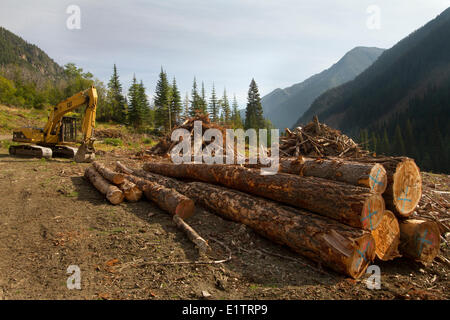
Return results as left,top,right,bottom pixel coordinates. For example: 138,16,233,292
92,161,142,202
117,162,375,279
371,210,401,261
142,162,385,231
272,157,388,193
399,219,441,264
84,166,124,205
124,173,195,219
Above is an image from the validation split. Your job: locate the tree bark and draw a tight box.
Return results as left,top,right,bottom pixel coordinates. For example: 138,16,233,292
172,215,210,253
399,219,440,264
371,210,401,261
123,173,195,219
92,161,125,185
276,157,387,194
180,181,376,279
84,166,124,205
142,162,385,231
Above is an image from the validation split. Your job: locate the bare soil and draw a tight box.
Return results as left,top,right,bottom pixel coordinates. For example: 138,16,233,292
0,149,448,300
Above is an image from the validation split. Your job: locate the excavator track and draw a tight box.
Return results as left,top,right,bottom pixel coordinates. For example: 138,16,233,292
52,145,78,158
9,145,52,159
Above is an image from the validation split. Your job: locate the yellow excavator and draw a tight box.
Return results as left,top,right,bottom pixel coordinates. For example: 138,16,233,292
9,86,98,163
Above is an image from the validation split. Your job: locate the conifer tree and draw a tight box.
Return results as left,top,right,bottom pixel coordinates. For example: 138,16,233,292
221,88,231,125
200,82,208,115
245,79,264,129
154,68,171,131
137,80,151,127
128,75,144,128
169,77,182,128
208,83,219,122
231,94,243,128
107,64,126,123
190,77,202,116
183,92,190,120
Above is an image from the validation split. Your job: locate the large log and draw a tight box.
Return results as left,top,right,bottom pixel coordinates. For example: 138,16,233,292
123,173,195,219
92,161,125,185
381,158,422,218
340,157,422,218
277,157,387,194
399,219,440,264
142,162,385,230
180,181,376,279
371,210,401,261
84,166,124,205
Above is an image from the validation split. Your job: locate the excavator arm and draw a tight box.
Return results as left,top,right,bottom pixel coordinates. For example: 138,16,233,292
44,86,97,145
10,86,98,162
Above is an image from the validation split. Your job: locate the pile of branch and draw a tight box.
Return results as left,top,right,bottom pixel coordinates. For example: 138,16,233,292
280,116,369,158
146,115,227,156
94,128,124,139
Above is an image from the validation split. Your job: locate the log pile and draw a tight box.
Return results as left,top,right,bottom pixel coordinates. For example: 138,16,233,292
280,116,369,158
146,115,227,156
80,118,441,279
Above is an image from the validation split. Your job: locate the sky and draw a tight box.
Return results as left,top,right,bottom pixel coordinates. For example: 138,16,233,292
0,0,449,108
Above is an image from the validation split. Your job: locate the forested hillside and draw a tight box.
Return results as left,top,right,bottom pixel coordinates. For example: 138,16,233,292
296,8,450,173
261,47,383,129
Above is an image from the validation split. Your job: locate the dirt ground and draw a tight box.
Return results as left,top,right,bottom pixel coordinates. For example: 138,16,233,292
0,149,448,300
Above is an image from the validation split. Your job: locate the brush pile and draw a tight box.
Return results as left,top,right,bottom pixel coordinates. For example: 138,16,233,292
280,116,369,158
146,115,227,156
95,128,124,139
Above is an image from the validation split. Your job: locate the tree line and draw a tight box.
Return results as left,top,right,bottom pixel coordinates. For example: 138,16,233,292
0,62,273,135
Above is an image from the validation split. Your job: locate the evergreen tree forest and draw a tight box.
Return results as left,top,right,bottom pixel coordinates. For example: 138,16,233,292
358,82,450,173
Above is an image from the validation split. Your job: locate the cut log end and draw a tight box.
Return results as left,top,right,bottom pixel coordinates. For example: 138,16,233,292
106,189,125,205
360,194,385,231
371,210,401,261
123,185,143,202
175,199,196,219
85,166,124,205
349,234,376,279
392,159,422,217
367,163,388,194
399,219,440,264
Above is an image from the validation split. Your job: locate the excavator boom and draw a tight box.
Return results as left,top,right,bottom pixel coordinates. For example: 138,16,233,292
10,86,98,162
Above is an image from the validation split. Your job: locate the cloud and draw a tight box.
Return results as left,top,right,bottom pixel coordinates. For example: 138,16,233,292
0,0,449,107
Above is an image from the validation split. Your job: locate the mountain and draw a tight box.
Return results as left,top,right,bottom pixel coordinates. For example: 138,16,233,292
261,46,384,129
295,8,450,173
0,26,64,83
